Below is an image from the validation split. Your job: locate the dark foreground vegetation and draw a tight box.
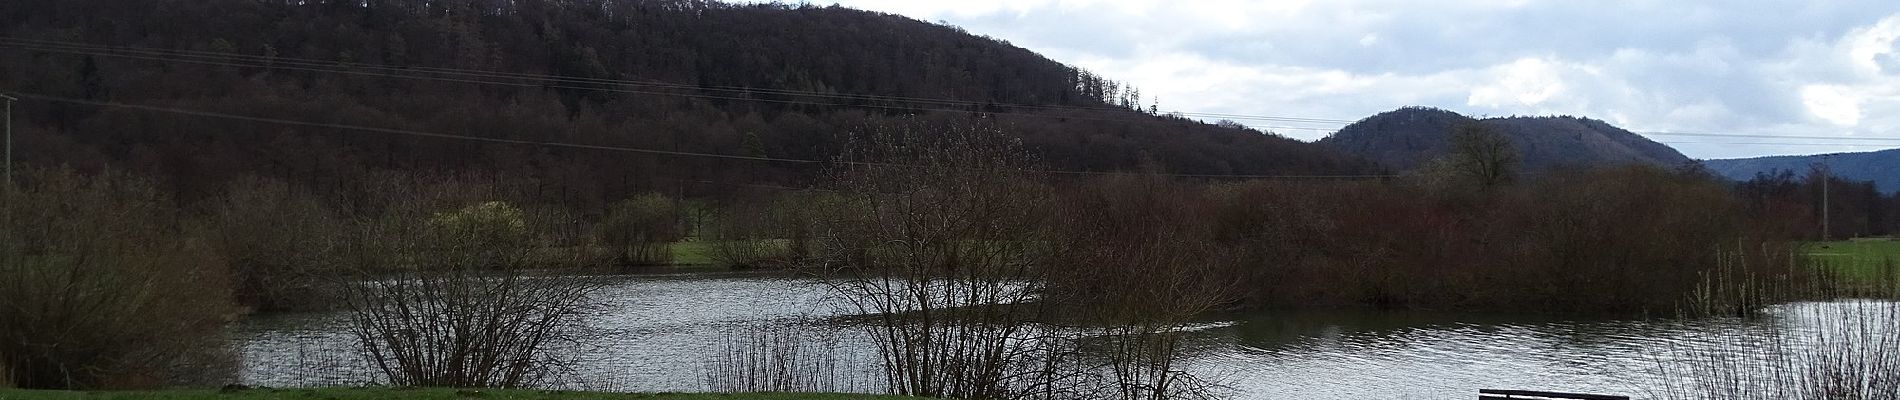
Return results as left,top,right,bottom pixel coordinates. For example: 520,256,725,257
0,118,1863,396
0,388,909,400
2,0,1897,398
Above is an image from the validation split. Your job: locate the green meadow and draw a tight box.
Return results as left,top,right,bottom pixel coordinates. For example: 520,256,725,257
1806,239,1900,283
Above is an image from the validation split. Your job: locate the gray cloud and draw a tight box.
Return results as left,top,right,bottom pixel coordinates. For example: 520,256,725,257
826,0,1900,159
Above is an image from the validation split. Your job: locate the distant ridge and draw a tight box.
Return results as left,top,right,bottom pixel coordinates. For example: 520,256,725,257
1317,107,1693,172
0,0,1379,199
1703,148,1900,194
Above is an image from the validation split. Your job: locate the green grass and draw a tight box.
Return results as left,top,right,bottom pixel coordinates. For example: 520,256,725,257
1805,239,1900,283
669,241,720,266
668,240,794,267
0,388,908,400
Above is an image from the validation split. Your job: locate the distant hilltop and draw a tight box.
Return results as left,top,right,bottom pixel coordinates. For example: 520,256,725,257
1318,107,1693,173
1703,148,1900,194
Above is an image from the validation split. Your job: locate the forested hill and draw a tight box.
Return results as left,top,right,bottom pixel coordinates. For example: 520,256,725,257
1318,107,1692,172
1704,148,1900,194
0,0,1374,206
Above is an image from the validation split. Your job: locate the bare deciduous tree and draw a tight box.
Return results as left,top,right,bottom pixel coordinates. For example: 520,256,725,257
807,118,1068,399
340,179,602,388
1447,121,1519,189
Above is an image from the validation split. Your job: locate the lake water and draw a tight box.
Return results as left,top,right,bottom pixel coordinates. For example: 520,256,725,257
231,271,1893,399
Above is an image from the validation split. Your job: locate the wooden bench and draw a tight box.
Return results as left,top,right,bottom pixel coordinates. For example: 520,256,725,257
1479,389,1629,400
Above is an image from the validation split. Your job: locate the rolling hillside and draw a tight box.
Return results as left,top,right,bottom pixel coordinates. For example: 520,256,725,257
0,0,1374,204
1704,148,1900,194
1318,107,1692,172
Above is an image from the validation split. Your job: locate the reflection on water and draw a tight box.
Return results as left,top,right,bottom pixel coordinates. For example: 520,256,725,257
236,271,868,391
233,272,1890,399
1199,309,1672,398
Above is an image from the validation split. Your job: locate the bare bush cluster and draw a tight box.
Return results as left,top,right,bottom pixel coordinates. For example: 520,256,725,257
599,194,685,267
0,168,236,389
207,176,348,312
1043,175,1238,400
343,268,599,388
1651,252,1900,400
1650,299,1900,400
802,118,1226,400
703,195,817,269
337,176,604,388
1201,167,1805,314
809,119,1059,399
786,116,1811,399
701,321,864,393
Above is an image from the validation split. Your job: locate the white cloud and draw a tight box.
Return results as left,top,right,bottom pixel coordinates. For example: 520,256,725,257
825,0,1900,158
1848,16,1900,75
1466,58,1572,108
1358,34,1380,47
1802,85,1864,126
1771,15,1900,139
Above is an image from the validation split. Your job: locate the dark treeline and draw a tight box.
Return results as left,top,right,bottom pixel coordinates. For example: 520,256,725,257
1054,168,1802,314
1737,168,1900,239
0,117,1822,392
0,0,1373,210
0,0,1844,394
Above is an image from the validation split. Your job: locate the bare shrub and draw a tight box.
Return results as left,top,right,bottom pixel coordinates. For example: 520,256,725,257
1045,174,1236,400
1487,167,1813,314
343,267,599,388
206,175,347,311
806,118,1067,399
339,180,601,388
705,194,820,269
701,321,862,393
599,193,685,266
705,214,790,269
1649,299,1900,400
1200,166,1806,314
0,168,235,389
1652,255,1900,399
520,205,615,269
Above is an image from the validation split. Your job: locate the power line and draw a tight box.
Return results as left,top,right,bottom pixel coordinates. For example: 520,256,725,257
9,39,1898,160
0,39,1246,123
19,37,1899,145
1640,131,1900,143
11,93,823,164
2,40,1293,130
11,92,1398,180
18,37,1900,145
16,92,1892,183
1657,141,1898,148
0,37,1359,127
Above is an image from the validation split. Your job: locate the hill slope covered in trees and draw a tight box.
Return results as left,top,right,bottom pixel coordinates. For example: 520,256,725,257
0,0,1374,206
1705,148,1900,194
1318,107,1691,172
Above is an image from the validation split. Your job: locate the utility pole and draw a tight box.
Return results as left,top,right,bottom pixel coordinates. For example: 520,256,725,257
1821,155,1832,241
2,93,15,191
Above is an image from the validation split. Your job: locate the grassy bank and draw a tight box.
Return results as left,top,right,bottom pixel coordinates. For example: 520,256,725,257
0,388,909,400
669,241,720,266
1806,239,1900,282
668,239,795,267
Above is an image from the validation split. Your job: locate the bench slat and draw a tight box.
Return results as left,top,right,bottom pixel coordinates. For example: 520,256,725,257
1479,389,1629,400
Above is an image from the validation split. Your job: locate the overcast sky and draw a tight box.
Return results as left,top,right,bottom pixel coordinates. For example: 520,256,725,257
819,0,1900,159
